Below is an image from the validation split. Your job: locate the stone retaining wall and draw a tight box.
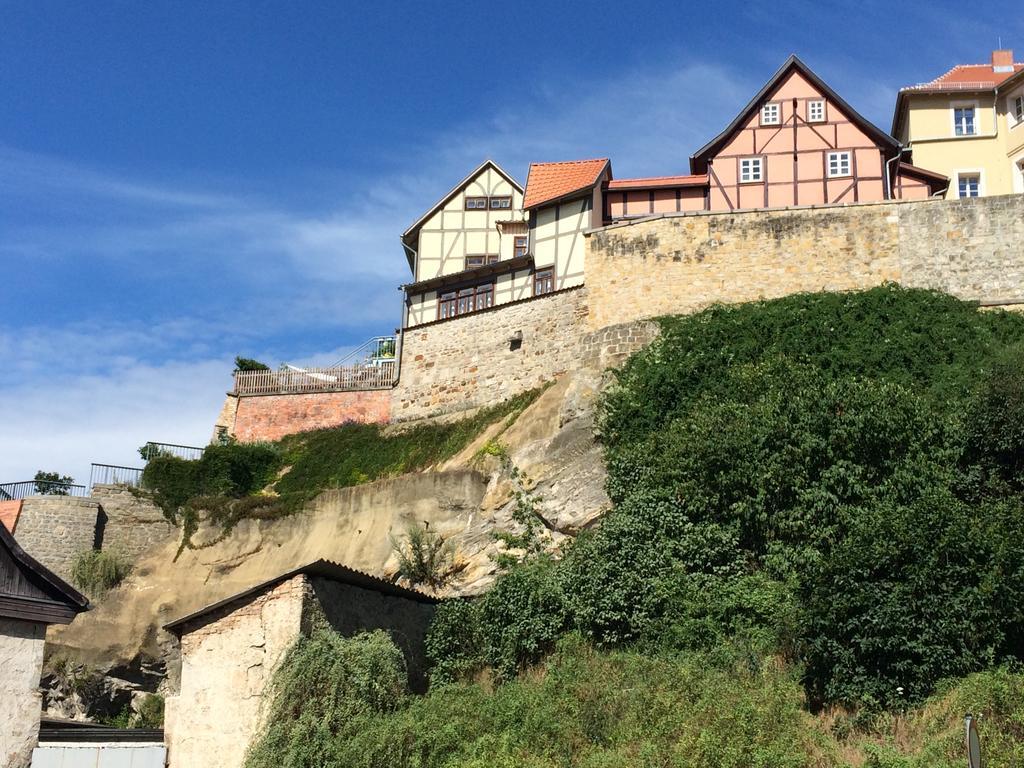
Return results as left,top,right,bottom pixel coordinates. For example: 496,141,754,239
90,485,175,559
391,286,589,420
585,193,1024,329
14,497,100,582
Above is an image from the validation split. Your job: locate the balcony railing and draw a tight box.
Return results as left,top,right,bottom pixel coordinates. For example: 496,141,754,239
234,359,397,395
0,481,88,501
141,442,207,461
89,463,144,488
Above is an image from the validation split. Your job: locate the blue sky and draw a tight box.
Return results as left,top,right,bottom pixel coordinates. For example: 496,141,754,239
2,1,1021,483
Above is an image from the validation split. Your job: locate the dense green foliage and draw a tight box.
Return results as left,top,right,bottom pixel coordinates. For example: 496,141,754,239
33,469,75,494
71,548,132,597
248,631,840,768
427,286,1024,710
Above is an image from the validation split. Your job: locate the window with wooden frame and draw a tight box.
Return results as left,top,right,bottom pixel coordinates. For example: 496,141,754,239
534,268,554,296
465,254,499,269
760,102,781,125
807,99,826,123
437,282,494,320
489,196,512,209
1012,94,1024,127
827,151,851,178
513,235,529,258
465,196,488,210
739,157,763,183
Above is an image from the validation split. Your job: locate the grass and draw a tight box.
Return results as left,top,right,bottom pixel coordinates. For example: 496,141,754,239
70,548,131,598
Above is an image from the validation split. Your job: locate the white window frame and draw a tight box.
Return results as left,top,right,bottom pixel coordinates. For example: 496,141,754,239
951,100,980,137
807,99,826,123
739,156,764,183
760,102,781,126
826,151,852,178
954,169,984,198
1014,158,1024,194
1009,92,1024,129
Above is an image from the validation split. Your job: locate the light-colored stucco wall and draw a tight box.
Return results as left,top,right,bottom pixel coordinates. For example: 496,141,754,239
164,576,306,768
0,618,46,768
900,90,1024,198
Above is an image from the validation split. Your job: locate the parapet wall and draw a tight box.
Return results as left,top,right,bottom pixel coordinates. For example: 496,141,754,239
586,193,1024,329
391,287,589,420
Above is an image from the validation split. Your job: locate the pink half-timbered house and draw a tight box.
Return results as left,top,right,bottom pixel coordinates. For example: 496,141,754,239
601,55,947,220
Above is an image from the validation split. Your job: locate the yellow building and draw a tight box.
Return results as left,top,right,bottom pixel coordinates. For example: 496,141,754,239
401,160,528,327
893,49,1024,199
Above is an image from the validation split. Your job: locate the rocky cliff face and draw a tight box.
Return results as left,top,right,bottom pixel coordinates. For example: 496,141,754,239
43,365,616,712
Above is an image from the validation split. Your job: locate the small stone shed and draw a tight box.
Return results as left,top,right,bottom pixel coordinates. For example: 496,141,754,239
0,523,89,768
162,559,439,768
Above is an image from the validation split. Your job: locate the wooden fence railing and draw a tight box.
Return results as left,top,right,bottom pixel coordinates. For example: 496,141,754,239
233,360,397,395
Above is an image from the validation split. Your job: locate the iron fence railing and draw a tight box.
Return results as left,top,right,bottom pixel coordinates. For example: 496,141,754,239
141,442,206,461
233,359,397,395
89,463,144,489
0,481,88,500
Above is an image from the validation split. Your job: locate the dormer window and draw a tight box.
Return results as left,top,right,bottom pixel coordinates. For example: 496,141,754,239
953,105,977,136
807,99,826,123
760,102,781,126
465,196,488,210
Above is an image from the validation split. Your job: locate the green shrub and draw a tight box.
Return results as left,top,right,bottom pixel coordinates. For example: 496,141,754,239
391,524,458,591
245,629,408,768
234,356,270,371
425,599,483,685
71,549,131,597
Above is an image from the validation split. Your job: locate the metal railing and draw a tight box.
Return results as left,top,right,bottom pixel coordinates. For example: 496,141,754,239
0,481,88,500
141,442,206,461
89,463,144,488
234,359,397,395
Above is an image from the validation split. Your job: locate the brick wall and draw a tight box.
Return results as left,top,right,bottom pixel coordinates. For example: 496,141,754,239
231,389,391,442
391,287,589,420
585,194,1024,329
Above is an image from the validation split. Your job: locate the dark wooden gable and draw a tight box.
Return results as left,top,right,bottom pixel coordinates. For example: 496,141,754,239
0,524,88,625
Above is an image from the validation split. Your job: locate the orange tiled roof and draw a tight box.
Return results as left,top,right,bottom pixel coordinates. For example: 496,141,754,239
902,62,1024,92
0,500,22,534
607,174,708,190
523,158,609,210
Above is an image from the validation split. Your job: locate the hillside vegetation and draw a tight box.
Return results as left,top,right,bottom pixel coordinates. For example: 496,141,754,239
140,387,543,549
248,286,1024,766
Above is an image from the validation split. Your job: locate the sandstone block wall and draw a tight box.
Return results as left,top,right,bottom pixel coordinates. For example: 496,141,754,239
0,618,47,768
13,498,100,582
392,287,589,420
585,194,1024,329
90,485,174,559
897,194,1024,301
578,320,661,370
230,389,391,443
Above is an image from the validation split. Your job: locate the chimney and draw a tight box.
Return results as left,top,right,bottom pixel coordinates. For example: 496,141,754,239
992,49,1014,73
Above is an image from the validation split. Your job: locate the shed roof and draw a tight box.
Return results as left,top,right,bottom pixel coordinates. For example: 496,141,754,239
163,558,440,635
0,523,89,624
522,158,611,210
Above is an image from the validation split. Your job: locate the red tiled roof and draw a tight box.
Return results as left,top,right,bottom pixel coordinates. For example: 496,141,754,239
902,62,1024,92
607,174,708,190
523,158,609,210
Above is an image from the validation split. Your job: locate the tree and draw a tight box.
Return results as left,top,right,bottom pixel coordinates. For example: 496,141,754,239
234,356,270,372
34,470,74,495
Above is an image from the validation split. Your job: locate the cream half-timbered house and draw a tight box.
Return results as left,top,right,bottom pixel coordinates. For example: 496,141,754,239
401,160,530,327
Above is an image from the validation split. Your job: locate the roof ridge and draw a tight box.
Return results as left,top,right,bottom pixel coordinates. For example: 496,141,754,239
529,158,609,167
